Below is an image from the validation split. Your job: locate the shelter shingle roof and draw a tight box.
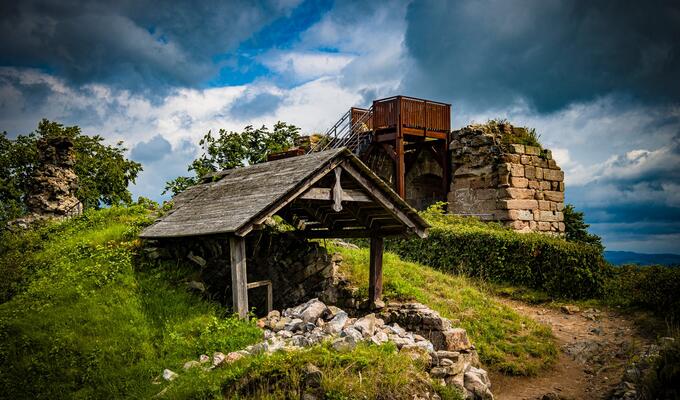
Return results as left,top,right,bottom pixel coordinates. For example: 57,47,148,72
139,148,427,238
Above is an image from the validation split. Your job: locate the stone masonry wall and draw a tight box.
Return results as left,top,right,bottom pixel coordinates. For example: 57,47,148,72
448,124,565,234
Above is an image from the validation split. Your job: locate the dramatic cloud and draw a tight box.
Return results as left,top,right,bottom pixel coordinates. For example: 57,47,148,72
402,0,680,113
0,0,678,253
130,135,173,163
0,0,301,91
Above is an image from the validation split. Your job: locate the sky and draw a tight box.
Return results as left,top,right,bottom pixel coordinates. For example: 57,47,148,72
1,0,679,254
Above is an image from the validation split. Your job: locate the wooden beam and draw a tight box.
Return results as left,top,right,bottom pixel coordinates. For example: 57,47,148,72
300,187,372,202
296,227,406,239
340,160,427,238
369,236,384,307
375,132,397,142
332,167,343,212
229,236,248,319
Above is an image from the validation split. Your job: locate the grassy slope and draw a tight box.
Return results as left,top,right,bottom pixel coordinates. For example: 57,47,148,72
0,207,460,400
331,244,557,376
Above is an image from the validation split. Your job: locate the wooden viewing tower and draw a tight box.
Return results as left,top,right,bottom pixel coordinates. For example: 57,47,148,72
317,95,451,201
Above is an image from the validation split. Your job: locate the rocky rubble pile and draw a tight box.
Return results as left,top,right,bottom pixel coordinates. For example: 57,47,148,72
166,299,493,399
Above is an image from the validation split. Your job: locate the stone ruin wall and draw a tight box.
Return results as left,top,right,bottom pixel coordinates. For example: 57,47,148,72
448,125,566,234
26,137,82,217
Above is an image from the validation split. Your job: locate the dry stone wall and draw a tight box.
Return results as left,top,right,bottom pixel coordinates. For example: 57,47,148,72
448,124,565,234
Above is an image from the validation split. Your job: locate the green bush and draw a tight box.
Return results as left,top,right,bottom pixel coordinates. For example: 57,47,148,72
605,264,680,317
641,337,680,399
387,204,609,299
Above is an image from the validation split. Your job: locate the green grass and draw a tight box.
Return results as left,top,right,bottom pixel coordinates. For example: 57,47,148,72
0,206,262,399
0,206,464,399
330,244,557,376
163,342,462,400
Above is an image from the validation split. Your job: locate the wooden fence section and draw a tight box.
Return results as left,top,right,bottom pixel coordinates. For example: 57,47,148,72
371,96,450,135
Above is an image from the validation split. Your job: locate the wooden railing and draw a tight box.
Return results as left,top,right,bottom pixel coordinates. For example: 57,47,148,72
372,96,450,133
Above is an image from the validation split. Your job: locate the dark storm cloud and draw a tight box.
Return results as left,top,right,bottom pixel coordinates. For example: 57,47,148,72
0,0,298,91
403,0,680,112
130,135,173,163
229,92,283,120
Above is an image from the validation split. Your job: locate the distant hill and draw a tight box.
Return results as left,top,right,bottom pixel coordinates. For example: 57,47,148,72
605,251,680,266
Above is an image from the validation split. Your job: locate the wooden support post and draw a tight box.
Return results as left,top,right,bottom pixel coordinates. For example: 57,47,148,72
368,236,384,307
395,97,406,198
229,236,249,319
442,138,450,197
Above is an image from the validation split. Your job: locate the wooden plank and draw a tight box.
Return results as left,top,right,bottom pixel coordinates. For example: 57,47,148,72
341,160,427,237
300,187,372,202
229,236,249,319
247,280,273,314
369,236,384,306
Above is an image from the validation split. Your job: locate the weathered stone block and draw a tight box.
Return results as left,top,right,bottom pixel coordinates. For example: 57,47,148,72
539,211,560,222
540,181,551,190
558,222,566,231
548,159,557,168
528,180,541,190
556,202,565,211
534,191,544,200
507,220,531,231
509,209,534,221
525,166,536,179
502,154,521,163
498,199,538,210
544,191,564,202
510,177,529,188
538,200,551,211
510,163,524,177
538,221,551,231
520,155,532,165
509,143,525,154
525,145,541,155
543,169,564,181
444,328,472,351
475,189,498,200
535,167,544,180
501,188,535,200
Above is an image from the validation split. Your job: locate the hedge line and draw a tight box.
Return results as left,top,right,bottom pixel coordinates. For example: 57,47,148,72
387,209,609,299
605,264,680,317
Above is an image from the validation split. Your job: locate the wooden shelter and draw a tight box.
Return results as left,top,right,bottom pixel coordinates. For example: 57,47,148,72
140,148,429,318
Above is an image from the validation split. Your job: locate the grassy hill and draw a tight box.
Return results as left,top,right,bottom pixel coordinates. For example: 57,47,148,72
0,206,459,399
0,205,559,398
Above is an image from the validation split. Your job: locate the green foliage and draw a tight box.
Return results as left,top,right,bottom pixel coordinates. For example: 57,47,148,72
165,342,436,399
164,122,300,196
487,119,542,149
388,203,609,299
604,264,680,318
0,120,142,222
563,204,603,250
330,244,557,376
0,206,261,399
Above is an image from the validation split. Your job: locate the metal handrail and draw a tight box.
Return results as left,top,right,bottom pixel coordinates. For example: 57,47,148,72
312,105,374,154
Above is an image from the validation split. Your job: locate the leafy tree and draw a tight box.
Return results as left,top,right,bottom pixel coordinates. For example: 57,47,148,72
0,119,142,222
563,204,603,251
164,122,300,196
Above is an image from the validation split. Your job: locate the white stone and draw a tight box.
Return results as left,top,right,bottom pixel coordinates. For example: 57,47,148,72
162,369,178,381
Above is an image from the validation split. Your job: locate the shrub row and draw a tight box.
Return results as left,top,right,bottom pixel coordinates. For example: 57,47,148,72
605,264,680,317
387,208,609,299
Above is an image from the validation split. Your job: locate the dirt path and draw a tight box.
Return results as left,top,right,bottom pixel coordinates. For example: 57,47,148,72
489,300,652,400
